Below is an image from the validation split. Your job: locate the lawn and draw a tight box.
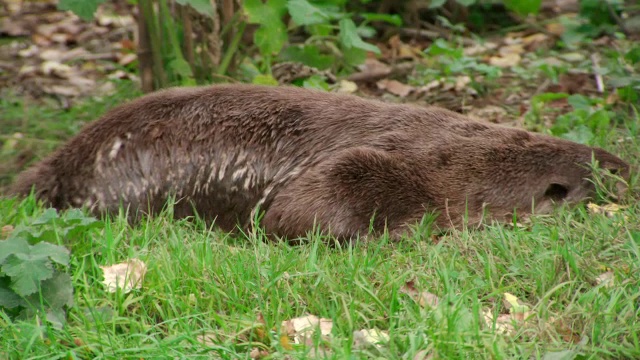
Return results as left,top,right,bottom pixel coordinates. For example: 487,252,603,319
1,5,640,360
1,79,639,359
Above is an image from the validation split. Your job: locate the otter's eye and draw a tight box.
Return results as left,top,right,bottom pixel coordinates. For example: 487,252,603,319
544,183,569,201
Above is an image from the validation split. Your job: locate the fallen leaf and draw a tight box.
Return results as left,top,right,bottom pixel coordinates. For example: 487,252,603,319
336,79,358,93
595,271,614,288
546,22,565,36
1,225,14,238
100,258,147,293
356,58,391,77
483,309,515,335
281,314,333,345
522,33,549,47
499,44,525,56
503,292,531,314
249,347,269,359
41,61,72,78
559,52,585,63
416,80,442,94
400,280,440,308
197,331,219,346
353,328,389,349
413,349,433,360
388,35,422,59
587,203,626,218
118,53,137,66
454,76,471,92
377,79,413,97
489,53,521,68
467,105,508,124
464,42,498,56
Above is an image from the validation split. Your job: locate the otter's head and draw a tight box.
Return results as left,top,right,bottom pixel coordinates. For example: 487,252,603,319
435,130,630,226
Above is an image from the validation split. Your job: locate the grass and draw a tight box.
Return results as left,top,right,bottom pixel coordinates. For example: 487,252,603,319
1,61,640,360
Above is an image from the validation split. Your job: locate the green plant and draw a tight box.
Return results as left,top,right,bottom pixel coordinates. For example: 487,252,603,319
244,0,400,81
429,0,543,17
0,208,102,328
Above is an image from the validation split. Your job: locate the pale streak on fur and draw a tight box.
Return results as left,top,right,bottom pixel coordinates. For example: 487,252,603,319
108,137,123,160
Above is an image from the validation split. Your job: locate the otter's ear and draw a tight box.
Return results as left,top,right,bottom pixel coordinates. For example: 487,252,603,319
543,183,569,202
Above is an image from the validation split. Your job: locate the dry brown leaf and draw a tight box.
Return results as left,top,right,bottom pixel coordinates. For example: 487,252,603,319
483,310,516,335
356,58,392,77
100,258,147,293
413,349,433,360
336,80,358,94
587,203,627,218
41,61,72,78
118,53,137,66
454,76,471,92
400,281,440,308
376,79,413,97
467,105,508,124
522,33,549,47
1,225,14,238
249,348,269,359
546,22,565,36
559,52,586,63
595,271,614,288
416,80,442,94
281,314,333,345
388,34,422,59
488,53,521,68
503,292,531,314
464,42,498,56
197,331,220,347
353,329,389,349
499,44,525,56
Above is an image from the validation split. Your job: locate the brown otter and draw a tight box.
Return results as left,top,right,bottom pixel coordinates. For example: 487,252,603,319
7,84,630,241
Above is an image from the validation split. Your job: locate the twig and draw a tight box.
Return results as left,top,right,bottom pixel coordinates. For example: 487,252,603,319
590,53,604,93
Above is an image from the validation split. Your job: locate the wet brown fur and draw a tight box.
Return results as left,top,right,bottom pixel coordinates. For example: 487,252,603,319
8,84,630,241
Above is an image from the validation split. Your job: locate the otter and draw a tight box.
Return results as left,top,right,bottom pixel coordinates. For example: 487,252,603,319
8,84,630,241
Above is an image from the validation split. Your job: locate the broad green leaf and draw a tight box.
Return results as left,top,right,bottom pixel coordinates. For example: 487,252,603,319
2,255,53,296
342,46,367,67
175,0,214,16
0,237,30,264
429,0,447,9
503,0,542,16
338,19,380,54
562,125,594,144
57,0,106,21
287,0,329,26
31,242,70,266
625,47,640,64
567,94,591,110
254,22,288,56
46,308,67,330
32,208,59,225
245,0,287,25
360,13,403,26
252,74,279,86
61,209,99,226
0,276,25,309
302,75,330,91
40,272,74,309
455,0,477,6
281,45,335,70
587,109,611,131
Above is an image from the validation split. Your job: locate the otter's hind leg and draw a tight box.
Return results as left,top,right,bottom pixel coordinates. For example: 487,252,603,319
261,147,435,242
